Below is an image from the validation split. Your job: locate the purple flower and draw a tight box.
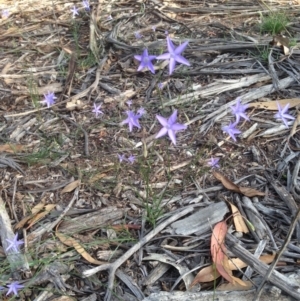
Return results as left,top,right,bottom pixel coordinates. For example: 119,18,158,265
121,110,141,132
6,282,24,296
207,157,220,168
230,97,249,124
6,233,24,252
134,31,143,39
128,155,135,164
222,122,241,141
274,101,295,128
118,154,126,162
107,15,113,21
137,107,146,116
82,0,90,10
134,49,156,74
1,9,9,18
71,6,79,18
152,26,156,32
92,103,103,117
156,36,190,75
158,82,164,90
155,110,187,145
41,92,56,108
126,100,132,107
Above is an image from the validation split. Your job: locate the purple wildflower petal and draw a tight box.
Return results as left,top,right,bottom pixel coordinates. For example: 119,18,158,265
6,282,24,296
207,157,220,168
168,130,177,145
230,97,249,124
222,122,241,141
6,233,24,252
128,155,135,164
174,41,189,55
274,101,295,127
156,53,170,60
118,154,125,162
155,110,187,145
156,127,168,138
156,115,169,127
134,49,156,74
156,36,190,75
92,103,103,117
121,110,142,132
71,6,79,18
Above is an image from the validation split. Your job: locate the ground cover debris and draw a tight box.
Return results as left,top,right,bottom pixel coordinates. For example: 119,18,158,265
1,0,300,300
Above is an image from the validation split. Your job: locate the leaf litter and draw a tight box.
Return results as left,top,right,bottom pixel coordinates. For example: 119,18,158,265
1,0,300,300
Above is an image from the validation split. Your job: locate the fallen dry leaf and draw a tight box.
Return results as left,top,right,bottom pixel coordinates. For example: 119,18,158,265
217,280,253,291
210,221,235,283
191,253,275,285
222,256,248,287
248,98,300,110
213,171,265,197
56,231,106,265
230,203,249,233
271,35,290,55
15,199,54,230
61,180,81,194
26,204,56,229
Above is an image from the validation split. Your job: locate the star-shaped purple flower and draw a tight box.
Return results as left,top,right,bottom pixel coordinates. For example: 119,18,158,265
207,157,220,168
126,100,132,107
6,233,24,252
230,97,249,124
92,103,103,117
71,6,79,18
134,31,143,39
118,154,126,162
137,107,146,116
41,92,56,108
156,36,190,75
82,0,90,10
121,110,141,132
134,49,156,74
1,9,9,18
6,282,24,296
128,155,135,164
274,101,295,128
155,110,187,145
222,122,241,141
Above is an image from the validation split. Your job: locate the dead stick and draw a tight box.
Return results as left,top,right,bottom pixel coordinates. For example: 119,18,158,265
226,233,300,300
252,207,300,301
82,206,194,301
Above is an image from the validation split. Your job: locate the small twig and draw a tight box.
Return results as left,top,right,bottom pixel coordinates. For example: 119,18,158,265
82,206,194,301
252,207,300,301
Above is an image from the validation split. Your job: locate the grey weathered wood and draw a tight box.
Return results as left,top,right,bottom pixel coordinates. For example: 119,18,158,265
264,172,300,241
170,202,229,235
226,233,300,300
0,196,29,275
141,289,298,301
242,197,267,239
59,206,126,234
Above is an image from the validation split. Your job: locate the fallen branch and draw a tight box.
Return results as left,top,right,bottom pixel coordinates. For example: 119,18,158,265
226,233,300,300
82,206,195,301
